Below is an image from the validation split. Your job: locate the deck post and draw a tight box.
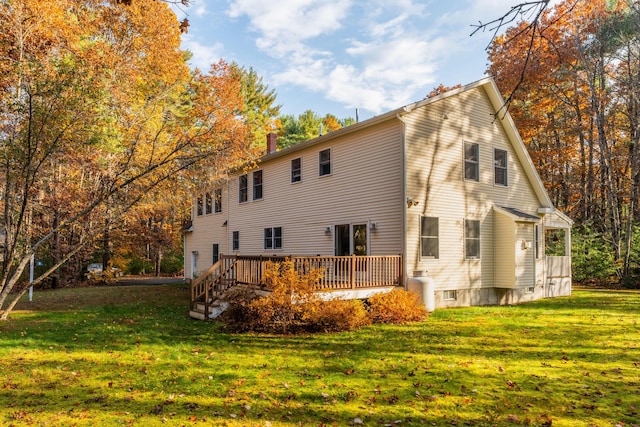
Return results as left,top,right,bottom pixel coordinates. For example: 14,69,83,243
350,254,356,289
204,277,209,319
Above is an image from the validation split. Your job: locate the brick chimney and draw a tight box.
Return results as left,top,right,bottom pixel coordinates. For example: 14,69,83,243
266,132,277,154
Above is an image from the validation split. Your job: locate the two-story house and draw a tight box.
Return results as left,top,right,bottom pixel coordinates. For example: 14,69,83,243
184,77,572,315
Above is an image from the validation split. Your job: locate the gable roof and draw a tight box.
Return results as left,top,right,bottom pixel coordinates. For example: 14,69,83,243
259,77,554,209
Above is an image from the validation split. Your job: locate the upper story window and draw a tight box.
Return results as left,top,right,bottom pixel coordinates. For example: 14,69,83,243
319,149,331,176
291,158,301,183
253,170,263,200
205,192,213,215
464,142,479,181
239,174,248,203
196,195,203,216
420,216,439,258
465,219,481,259
214,188,222,213
494,148,508,186
264,227,282,250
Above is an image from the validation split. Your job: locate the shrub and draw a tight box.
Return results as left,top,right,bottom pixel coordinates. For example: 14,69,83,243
571,224,618,285
219,260,322,334
160,250,183,275
221,260,373,334
253,260,322,333
367,289,428,324
218,286,262,332
126,257,153,275
305,298,371,333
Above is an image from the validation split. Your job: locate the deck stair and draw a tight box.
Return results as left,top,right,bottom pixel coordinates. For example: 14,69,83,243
189,258,239,320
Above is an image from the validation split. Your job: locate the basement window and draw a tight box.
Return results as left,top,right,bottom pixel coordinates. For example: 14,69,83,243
443,290,457,301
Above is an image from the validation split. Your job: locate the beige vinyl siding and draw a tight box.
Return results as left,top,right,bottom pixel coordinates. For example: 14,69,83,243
494,211,516,288
196,120,404,265
403,86,542,291
184,185,230,277
515,223,536,287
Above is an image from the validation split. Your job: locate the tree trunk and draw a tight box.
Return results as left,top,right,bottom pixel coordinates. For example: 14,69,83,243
155,249,162,277
102,212,111,270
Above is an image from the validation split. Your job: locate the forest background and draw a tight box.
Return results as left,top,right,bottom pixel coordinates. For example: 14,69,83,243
1,0,639,319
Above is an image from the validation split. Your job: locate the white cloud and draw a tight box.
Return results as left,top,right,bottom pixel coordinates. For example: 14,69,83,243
194,4,208,17
181,34,224,71
225,0,508,115
227,0,352,57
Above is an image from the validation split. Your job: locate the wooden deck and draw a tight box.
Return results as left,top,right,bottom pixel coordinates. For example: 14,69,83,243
190,254,403,319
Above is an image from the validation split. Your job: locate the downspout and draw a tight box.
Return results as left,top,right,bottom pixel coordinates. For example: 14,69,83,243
226,176,231,255
184,201,193,280
397,113,408,288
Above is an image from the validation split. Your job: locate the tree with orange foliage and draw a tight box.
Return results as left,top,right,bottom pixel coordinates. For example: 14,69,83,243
0,0,251,319
488,0,640,281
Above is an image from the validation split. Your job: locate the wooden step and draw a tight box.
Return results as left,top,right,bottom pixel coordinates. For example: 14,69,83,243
189,310,206,320
189,300,230,320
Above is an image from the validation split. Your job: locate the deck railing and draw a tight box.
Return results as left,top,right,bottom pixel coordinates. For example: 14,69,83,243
190,256,239,313
190,254,404,308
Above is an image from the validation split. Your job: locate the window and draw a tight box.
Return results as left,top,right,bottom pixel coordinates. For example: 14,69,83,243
464,142,479,181
420,216,439,258
319,149,331,176
214,188,222,213
443,290,457,301
232,231,239,251
465,219,480,259
291,158,301,183
239,174,248,203
205,192,212,215
253,170,263,200
212,244,219,264
264,227,282,250
196,195,203,216
494,148,508,186
525,286,535,294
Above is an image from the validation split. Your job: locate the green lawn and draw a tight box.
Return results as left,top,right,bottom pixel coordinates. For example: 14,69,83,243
1,285,639,426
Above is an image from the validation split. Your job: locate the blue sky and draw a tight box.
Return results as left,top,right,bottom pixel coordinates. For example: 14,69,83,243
171,0,525,121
